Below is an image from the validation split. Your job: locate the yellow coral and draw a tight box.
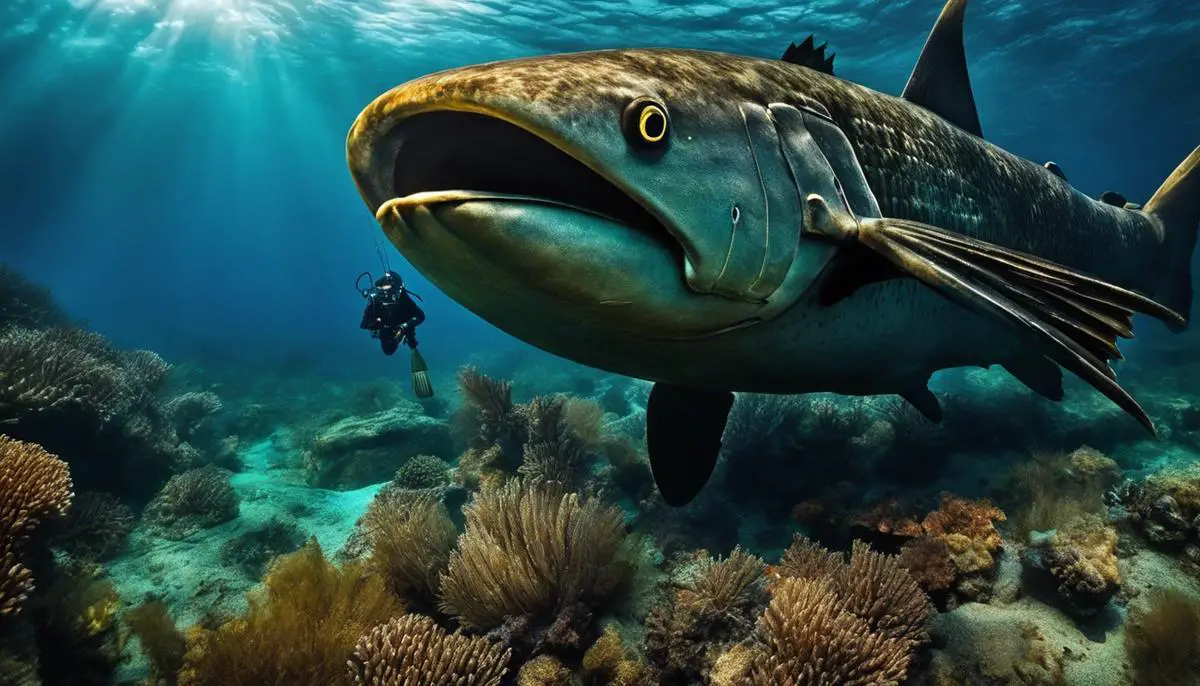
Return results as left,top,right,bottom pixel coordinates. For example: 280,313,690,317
942,533,996,575
583,625,625,673
1053,515,1120,585
710,644,756,686
82,582,121,636
516,655,577,686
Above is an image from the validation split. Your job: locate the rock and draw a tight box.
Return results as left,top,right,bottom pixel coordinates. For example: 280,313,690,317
303,403,453,489
1020,515,1120,621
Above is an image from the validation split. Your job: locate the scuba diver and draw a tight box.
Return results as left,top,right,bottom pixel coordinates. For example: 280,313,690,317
359,270,434,398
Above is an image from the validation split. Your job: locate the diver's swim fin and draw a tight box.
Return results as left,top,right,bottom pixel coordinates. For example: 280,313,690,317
646,383,734,507
804,194,1185,435
410,349,434,399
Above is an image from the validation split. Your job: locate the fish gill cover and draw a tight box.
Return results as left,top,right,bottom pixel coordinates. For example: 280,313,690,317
1,0,1200,684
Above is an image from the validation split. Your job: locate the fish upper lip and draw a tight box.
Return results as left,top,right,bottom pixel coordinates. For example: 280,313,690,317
348,97,684,261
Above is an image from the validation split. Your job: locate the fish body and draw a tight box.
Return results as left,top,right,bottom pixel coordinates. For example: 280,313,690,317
347,0,1199,505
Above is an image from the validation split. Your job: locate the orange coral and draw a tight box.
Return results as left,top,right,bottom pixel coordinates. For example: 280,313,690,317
853,498,923,539
0,435,73,616
920,494,1006,575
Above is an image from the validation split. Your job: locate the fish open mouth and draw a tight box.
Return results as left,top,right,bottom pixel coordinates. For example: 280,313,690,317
369,111,681,258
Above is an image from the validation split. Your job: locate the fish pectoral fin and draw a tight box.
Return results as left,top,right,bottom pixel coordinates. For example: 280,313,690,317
646,383,734,507
901,0,983,138
1002,356,1064,401
804,194,1185,434
780,34,835,75
900,385,943,423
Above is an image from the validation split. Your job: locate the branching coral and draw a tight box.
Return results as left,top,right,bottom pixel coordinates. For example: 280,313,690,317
437,479,632,649
347,613,511,685
162,392,223,442
645,548,769,683
748,577,912,685
368,490,457,607
0,435,73,616
393,454,451,490
47,491,134,562
178,540,403,686
143,465,239,540
0,327,133,425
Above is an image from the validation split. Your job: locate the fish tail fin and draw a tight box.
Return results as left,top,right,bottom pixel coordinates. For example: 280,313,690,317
1145,145,1200,332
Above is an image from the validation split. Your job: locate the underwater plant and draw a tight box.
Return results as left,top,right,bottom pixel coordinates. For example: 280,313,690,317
126,600,188,685
1007,446,1122,539
1124,587,1200,686
178,539,403,686
347,613,511,685
518,395,592,491
455,366,526,464
143,464,239,540
0,435,73,617
437,478,633,651
25,569,126,685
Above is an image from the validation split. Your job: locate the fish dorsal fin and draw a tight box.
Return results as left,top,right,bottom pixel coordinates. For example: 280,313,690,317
781,35,836,75
900,0,983,138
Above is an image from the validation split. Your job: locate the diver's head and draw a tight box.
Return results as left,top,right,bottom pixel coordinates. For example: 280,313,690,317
375,271,403,292
347,49,839,357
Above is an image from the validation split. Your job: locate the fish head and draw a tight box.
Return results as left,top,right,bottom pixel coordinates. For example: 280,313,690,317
347,49,846,361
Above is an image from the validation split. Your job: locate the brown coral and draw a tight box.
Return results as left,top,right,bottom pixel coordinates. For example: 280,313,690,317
0,327,132,424
144,465,239,540
437,479,631,640
898,536,957,592
645,548,769,682
749,577,912,685
178,539,402,686
920,495,1006,575
0,434,73,616
48,491,134,561
368,490,457,607
516,655,577,685
347,613,510,685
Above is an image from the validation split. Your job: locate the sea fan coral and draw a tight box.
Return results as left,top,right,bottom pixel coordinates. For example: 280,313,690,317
0,435,73,616
143,465,239,540
178,540,403,686
437,478,632,647
748,577,912,685
456,367,525,457
347,613,511,685
518,395,590,490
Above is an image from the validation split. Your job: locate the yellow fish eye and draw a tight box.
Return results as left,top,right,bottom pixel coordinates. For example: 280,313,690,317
623,97,670,148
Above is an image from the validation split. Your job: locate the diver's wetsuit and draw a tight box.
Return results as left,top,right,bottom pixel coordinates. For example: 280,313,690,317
360,289,425,356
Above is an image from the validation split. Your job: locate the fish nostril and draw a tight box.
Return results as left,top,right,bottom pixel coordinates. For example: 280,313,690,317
731,205,741,224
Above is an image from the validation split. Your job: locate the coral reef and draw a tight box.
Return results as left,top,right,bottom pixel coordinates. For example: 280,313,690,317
438,478,633,654
0,435,73,617
301,402,454,489
47,491,134,562
393,454,451,489
347,613,512,685
178,540,403,686
1021,514,1121,619
367,490,457,609
644,547,768,683
143,465,239,540
1119,462,1200,551
0,263,70,330
582,624,651,685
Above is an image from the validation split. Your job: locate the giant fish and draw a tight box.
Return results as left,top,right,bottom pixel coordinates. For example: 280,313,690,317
346,0,1199,506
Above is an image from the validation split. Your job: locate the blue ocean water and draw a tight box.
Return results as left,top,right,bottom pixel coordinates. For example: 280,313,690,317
3,1,1200,684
